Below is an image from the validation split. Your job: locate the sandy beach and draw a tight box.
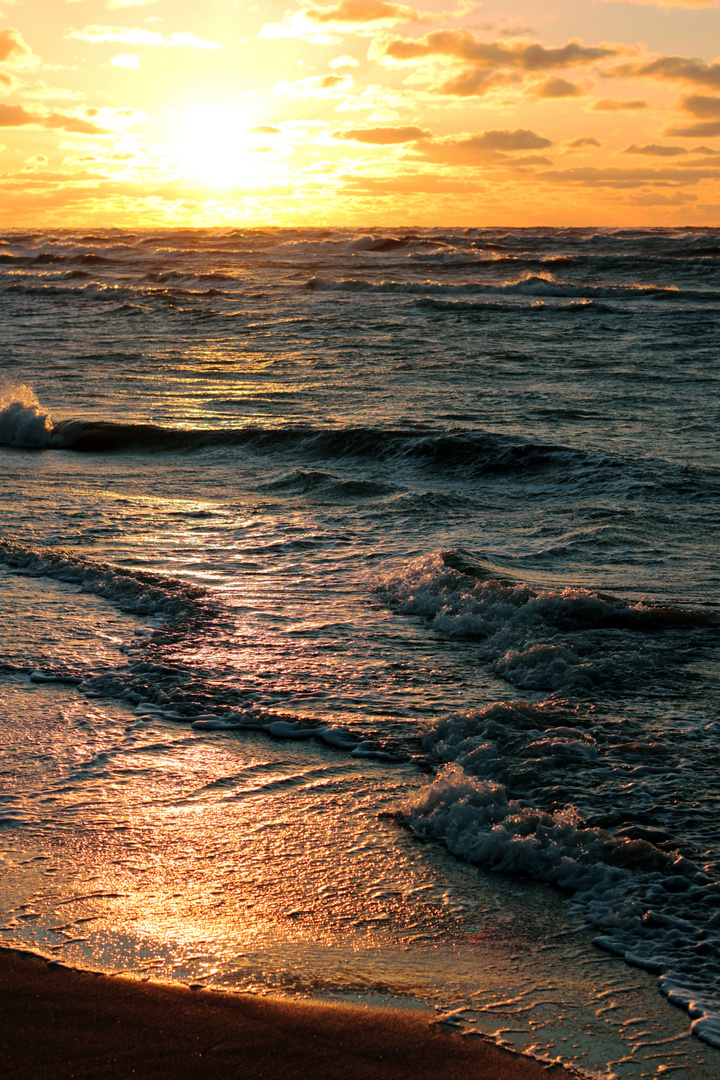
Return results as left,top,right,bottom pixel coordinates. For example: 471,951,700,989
0,948,581,1080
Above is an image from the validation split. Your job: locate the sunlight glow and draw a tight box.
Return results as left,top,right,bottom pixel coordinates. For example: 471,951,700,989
175,106,288,190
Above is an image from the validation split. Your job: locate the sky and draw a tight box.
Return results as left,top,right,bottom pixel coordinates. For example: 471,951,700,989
1,0,719,226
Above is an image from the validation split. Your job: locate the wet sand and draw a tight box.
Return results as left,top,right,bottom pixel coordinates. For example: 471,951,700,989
0,947,581,1079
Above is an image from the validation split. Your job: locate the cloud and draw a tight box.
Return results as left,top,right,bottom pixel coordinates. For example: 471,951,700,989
66,26,222,49
0,103,109,133
334,124,431,143
379,31,617,69
612,56,720,89
341,173,483,193
630,193,699,208
413,127,552,163
305,1,428,25
534,77,582,98
110,53,141,68
513,154,553,165
591,98,648,110
259,0,430,39
679,94,720,118
0,27,33,64
259,1,482,40
623,143,688,156
666,96,720,136
273,73,354,98
375,30,620,96
540,164,720,187
250,125,283,135
666,119,720,136
329,55,359,68
567,136,601,148
603,0,717,7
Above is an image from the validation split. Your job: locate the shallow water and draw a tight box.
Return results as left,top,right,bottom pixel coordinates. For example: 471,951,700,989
1,227,719,1077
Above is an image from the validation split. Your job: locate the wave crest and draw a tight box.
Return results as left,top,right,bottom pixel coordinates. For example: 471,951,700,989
0,384,55,448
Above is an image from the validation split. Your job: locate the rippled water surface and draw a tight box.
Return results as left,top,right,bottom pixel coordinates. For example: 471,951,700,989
1,227,719,1078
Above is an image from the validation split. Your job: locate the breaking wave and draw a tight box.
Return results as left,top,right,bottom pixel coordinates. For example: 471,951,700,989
376,550,717,693
0,384,55,448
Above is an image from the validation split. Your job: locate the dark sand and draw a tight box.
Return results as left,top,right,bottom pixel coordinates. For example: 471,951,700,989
0,948,581,1079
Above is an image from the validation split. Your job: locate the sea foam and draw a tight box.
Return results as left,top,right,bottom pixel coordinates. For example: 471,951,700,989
0,384,55,448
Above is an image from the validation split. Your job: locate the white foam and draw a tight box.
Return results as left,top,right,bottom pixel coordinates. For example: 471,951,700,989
0,384,55,448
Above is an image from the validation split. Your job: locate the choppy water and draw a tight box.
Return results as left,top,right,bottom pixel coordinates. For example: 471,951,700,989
1,227,719,1078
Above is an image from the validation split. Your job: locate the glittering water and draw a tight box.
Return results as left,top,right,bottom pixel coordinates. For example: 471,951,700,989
1,227,719,1077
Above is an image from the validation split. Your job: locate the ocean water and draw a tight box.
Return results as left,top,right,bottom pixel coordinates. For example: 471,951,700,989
1,227,719,1078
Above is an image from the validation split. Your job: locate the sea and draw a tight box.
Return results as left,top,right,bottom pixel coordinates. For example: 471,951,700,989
1,226,719,1078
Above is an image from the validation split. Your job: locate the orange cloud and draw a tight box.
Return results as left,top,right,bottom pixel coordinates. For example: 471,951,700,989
680,93,720,118
305,0,429,25
342,173,483,193
0,27,33,65
380,31,617,69
603,0,717,6
259,1,480,39
665,93,720,136
591,98,648,110
0,103,108,134
413,128,552,163
273,73,353,97
667,120,720,136
334,124,431,142
623,144,688,155
376,31,619,96
540,164,720,186
612,55,720,88
534,77,582,98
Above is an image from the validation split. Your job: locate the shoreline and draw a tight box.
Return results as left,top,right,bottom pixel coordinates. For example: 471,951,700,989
0,946,583,1079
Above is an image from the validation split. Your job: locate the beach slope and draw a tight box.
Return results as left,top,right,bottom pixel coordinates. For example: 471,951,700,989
0,948,579,1080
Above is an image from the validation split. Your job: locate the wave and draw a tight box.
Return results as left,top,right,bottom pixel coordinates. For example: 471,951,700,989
375,550,717,693
0,391,616,472
0,539,393,759
3,393,716,503
410,297,616,315
0,538,211,623
304,274,720,304
257,469,395,500
0,384,54,447
404,732,720,1047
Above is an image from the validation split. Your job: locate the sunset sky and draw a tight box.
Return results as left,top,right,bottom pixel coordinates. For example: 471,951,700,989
1,0,719,225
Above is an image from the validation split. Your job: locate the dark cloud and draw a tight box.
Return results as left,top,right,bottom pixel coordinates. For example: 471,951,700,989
623,144,688,156
512,154,553,165
540,164,720,187
567,137,601,148
414,128,552,164
383,32,615,69
535,77,581,98
379,31,617,97
666,120,720,137
334,125,432,143
680,94,720,119
612,56,720,89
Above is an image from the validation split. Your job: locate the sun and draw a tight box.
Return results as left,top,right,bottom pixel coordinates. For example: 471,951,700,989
175,105,289,190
